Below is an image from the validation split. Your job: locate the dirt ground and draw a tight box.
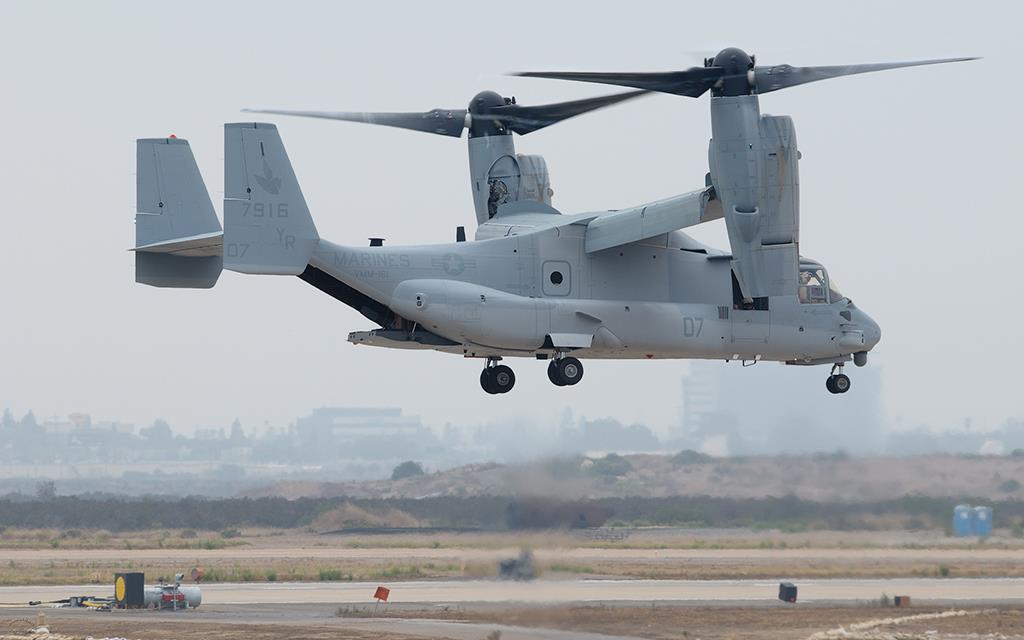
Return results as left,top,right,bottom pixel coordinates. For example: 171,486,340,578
245,454,1024,503
3,528,1024,585
1,603,1022,640
392,604,1024,640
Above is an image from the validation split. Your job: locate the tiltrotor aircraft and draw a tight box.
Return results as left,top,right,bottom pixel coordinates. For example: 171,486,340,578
131,48,973,395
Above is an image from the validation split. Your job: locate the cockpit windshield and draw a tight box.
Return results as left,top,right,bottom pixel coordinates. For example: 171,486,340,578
798,264,846,304
798,267,829,304
827,273,845,303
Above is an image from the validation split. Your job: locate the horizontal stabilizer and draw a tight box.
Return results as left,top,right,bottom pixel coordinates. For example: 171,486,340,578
132,231,224,257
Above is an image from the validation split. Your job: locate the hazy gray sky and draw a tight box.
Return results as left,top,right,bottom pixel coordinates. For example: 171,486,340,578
1,1,1020,436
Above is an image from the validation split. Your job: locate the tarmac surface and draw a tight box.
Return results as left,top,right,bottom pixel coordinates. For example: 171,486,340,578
4,577,1023,606
4,546,1023,562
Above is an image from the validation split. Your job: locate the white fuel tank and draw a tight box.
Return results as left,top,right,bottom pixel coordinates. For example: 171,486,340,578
143,585,202,609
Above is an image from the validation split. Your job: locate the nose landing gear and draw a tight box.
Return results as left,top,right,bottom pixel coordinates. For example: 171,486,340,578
480,358,515,394
826,363,851,394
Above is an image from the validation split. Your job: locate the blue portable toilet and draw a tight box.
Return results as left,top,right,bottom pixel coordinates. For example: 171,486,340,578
953,504,973,537
973,506,993,538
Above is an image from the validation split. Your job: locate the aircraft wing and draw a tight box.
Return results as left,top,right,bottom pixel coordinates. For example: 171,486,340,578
584,188,722,253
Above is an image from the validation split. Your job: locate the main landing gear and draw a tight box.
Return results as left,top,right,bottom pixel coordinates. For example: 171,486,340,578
826,363,851,394
478,355,585,394
548,356,584,387
480,358,515,395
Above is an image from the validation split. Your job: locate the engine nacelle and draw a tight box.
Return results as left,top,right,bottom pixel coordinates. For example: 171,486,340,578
468,134,555,224
514,154,553,205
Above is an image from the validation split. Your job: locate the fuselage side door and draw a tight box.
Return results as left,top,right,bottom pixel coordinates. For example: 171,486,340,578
731,308,770,344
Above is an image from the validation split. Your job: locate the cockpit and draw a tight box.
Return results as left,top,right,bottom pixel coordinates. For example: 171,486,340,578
798,261,845,304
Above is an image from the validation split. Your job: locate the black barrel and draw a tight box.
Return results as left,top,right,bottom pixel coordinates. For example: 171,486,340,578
778,582,797,603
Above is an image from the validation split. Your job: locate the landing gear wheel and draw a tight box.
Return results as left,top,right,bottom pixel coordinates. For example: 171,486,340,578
490,365,515,394
826,363,851,395
556,357,584,386
481,364,515,394
547,360,567,386
480,368,498,394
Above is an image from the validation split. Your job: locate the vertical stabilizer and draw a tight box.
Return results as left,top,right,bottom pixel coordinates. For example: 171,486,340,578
134,137,223,288
223,123,319,275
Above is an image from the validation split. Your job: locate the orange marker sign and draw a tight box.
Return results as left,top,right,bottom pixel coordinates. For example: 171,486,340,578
373,586,390,602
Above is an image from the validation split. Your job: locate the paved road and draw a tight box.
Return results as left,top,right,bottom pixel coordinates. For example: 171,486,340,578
3,546,1022,562
3,578,1022,606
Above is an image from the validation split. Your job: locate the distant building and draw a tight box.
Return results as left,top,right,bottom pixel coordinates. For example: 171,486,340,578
294,407,423,439
291,408,438,461
680,362,719,437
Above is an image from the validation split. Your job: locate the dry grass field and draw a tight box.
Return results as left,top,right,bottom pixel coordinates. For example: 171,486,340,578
2,527,1024,585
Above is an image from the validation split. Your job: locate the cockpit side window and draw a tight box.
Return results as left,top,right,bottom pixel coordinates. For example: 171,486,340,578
798,267,829,304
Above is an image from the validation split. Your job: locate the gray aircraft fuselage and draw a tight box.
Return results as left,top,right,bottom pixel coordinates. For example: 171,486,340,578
322,225,880,364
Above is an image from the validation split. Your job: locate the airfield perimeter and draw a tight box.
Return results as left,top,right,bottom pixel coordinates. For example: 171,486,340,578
2,531,1023,639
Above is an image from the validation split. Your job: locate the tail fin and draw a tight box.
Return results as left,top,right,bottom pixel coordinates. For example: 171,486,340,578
223,123,319,275
134,137,223,288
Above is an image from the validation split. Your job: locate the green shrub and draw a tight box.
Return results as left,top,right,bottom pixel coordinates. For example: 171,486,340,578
319,568,343,581
590,453,633,477
391,461,425,480
671,449,713,465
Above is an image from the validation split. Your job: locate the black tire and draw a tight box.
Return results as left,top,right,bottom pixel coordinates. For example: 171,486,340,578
480,368,498,394
557,357,584,386
826,376,837,394
491,365,515,394
833,373,851,394
547,360,567,386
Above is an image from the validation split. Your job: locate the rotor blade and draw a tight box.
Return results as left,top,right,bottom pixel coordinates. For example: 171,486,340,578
754,57,979,93
479,90,648,135
240,108,468,137
514,68,722,98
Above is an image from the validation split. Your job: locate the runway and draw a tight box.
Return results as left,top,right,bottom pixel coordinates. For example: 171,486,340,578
4,577,1023,606
4,546,1021,562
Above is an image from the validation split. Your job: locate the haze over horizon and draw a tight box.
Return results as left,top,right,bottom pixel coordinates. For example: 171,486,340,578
1,1,1020,439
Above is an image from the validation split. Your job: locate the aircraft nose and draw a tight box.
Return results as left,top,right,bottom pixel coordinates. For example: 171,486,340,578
859,309,882,349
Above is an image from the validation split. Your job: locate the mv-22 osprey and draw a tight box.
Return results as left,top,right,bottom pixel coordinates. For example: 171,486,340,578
132,48,973,394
